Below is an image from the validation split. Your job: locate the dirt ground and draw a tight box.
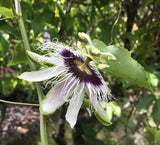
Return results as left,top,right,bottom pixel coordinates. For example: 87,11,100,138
0,104,40,145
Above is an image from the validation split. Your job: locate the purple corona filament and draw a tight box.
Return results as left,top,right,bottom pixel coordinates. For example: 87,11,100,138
61,49,102,86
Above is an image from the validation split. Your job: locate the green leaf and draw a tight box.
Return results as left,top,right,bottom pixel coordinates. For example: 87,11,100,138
0,0,10,8
41,9,55,24
65,13,74,30
0,7,14,18
77,13,87,32
8,42,28,66
57,4,65,21
21,1,33,22
151,98,160,126
0,22,21,39
98,20,112,44
138,95,155,114
32,17,45,37
92,39,151,90
0,34,10,56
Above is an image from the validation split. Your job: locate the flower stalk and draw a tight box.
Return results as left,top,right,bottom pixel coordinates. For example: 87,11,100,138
14,0,48,145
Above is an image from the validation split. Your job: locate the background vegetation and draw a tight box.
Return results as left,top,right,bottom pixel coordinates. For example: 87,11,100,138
0,0,160,145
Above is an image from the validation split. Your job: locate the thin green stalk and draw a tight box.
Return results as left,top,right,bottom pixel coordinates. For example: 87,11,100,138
36,83,48,145
14,0,48,144
0,99,39,106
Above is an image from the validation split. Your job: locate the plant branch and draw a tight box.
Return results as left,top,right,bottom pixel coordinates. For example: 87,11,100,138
0,18,12,21
0,99,39,106
13,1,48,145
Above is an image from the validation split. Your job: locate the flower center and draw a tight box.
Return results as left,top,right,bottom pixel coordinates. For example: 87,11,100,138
61,49,102,86
75,59,92,75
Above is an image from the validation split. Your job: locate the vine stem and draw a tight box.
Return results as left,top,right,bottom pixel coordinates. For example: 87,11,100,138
0,99,39,106
13,0,48,145
109,3,122,45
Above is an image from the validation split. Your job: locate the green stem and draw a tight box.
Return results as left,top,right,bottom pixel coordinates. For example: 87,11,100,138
36,83,48,145
0,99,39,106
14,0,48,145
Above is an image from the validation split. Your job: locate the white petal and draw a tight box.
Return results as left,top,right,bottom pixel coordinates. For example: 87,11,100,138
40,77,76,114
86,84,111,124
40,85,65,114
65,82,85,128
18,66,65,82
27,51,62,65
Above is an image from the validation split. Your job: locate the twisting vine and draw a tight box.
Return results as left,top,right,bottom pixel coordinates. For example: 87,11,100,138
109,3,122,45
